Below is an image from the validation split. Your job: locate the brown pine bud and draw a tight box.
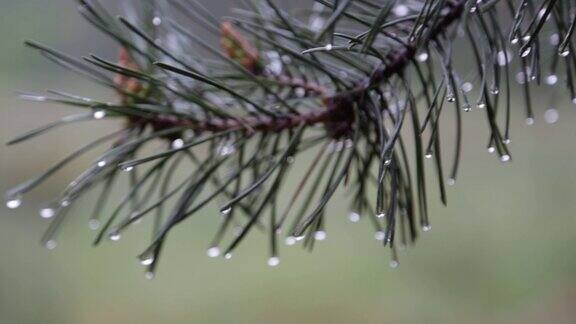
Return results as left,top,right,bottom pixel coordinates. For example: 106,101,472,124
221,22,262,74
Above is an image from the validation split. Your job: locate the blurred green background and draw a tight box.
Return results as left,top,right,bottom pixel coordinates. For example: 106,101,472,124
1,1,575,323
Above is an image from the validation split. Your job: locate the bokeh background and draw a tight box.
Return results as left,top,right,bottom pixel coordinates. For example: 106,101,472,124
1,1,575,323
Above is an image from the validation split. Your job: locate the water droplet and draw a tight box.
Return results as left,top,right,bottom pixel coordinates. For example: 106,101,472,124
295,235,306,241
560,49,570,57
550,33,560,46
463,103,472,112
219,144,235,156
145,271,155,280
171,138,184,149
447,178,456,186
425,153,433,159
267,256,280,267
377,212,385,219
383,159,391,166
389,260,399,268
97,160,107,168
487,146,496,154
490,88,500,95
152,16,162,26
93,110,106,119
88,219,100,230
207,247,220,258
122,165,134,172
417,52,429,62
60,199,71,207
545,75,558,85
221,206,232,215
522,35,531,42
314,231,327,241
45,240,57,250
511,38,519,45
446,95,456,102
544,108,559,124
6,196,22,209
497,50,511,66
393,4,409,17
348,212,360,223
285,236,297,246
422,225,432,232
109,232,121,242
295,87,306,98
502,138,511,145
500,154,511,162
286,156,295,164
325,44,333,51
224,253,233,260
461,82,473,92
139,254,155,266
525,117,535,125
39,208,55,219
477,102,486,109
374,231,386,241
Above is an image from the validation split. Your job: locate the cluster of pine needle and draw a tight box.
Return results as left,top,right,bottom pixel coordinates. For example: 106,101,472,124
5,0,576,275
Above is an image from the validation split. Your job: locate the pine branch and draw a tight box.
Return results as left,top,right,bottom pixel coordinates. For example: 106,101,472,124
6,0,576,275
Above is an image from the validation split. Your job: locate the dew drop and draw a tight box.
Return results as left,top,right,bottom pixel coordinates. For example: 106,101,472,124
40,208,55,219
109,232,121,242
477,102,486,109
97,160,107,168
393,4,409,17
224,253,233,260
376,212,385,219
490,88,500,95
348,212,360,223
389,260,399,268
502,138,511,145
461,82,473,93
525,117,535,125
152,16,162,26
286,156,295,164
374,231,386,241
295,235,306,241
6,197,22,209
424,153,433,159
123,166,134,172
500,154,511,162
45,240,58,250
447,178,456,186
139,255,155,266
422,225,432,232
267,256,280,267
545,75,558,85
487,146,496,154
171,138,185,149
417,52,429,62
325,43,333,51
544,108,559,124
60,199,71,208
93,110,106,119
314,230,327,241
463,103,472,112
221,206,232,215
446,95,456,102
207,247,221,258
549,33,560,46
383,159,391,166
560,49,570,57
88,219,100,230
285,236,297,246
145,271,155,280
